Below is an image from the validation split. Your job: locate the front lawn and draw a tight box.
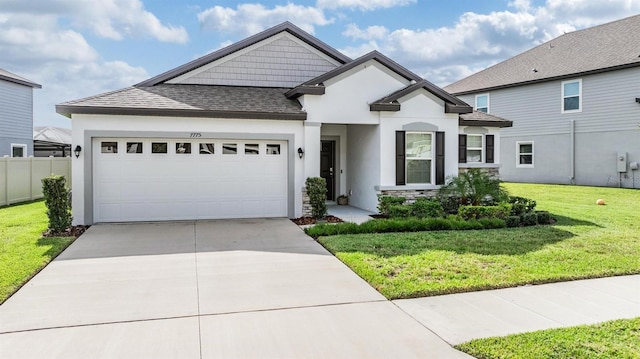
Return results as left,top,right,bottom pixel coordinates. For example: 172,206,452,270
318,183,640,299
456,317,640,359
0,201,75,303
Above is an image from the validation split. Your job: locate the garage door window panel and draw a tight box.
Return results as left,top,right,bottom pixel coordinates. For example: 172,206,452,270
245,144,259,155
101,142,118,154
266,144,280,155
176,143,191,154
126,142,143,154
200,143,215,154
223,143,237,154
152,142,167,154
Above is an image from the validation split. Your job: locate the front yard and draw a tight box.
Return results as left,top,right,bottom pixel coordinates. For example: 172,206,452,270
0,201,74,303
318,183,640,299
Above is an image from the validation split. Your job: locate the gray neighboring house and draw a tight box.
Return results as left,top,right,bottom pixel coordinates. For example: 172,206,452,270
445,14,640,188
33,126,72,157
0,68,41,158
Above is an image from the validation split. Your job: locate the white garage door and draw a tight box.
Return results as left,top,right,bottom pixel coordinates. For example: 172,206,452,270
93,138,288,222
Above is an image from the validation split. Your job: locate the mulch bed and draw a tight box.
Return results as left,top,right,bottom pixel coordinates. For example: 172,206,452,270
43,225,91,238
291,216,343,225
369,214,388,219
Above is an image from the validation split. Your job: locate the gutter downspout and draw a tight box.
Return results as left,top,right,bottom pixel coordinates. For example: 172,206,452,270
570,120,575,183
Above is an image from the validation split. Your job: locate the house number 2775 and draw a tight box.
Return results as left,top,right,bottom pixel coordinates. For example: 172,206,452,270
190,133,202,138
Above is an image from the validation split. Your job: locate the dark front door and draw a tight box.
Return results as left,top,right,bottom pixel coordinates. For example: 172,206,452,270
320,141,335,201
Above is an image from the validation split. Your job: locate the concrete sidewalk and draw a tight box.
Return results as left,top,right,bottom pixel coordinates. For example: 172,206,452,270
395,274,640,345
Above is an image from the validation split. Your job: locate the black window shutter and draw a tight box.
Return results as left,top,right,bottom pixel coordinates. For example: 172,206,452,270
435,132,445,185
458,134,467,163
486,134,495,164
396,131,406,185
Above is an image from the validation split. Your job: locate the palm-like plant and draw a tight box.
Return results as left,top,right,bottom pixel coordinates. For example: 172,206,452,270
438,168,509,207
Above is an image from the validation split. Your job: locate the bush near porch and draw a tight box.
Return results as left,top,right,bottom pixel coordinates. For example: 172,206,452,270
316,183,640,299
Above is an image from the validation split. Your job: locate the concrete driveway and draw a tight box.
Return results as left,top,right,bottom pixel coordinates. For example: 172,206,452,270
0,219,469,358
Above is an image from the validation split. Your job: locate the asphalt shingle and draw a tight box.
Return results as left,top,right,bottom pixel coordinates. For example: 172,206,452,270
445,14,640,95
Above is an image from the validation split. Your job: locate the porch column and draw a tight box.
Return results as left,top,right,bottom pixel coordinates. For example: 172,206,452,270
303,122,321,178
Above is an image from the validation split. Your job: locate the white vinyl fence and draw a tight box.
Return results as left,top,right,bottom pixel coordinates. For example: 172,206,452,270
0,156,72,206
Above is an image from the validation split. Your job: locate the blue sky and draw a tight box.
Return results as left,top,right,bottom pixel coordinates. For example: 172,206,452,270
0,0,638,128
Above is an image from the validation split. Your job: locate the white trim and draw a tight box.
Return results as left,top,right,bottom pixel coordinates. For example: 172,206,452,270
475,93,490,113
561,79,582,113
10,143,27,158
516,141,534,168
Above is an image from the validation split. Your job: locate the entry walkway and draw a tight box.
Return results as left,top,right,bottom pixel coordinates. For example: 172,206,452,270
327,204,376,224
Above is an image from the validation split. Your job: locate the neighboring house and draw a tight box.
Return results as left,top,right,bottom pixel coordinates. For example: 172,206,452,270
56,22,511,225
33,126,72,157
445,14,640,188
0,68,41,157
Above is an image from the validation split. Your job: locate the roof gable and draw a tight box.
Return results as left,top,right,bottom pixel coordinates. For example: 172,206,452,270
445,14,640,95
369,80,472,114
137,22,350,87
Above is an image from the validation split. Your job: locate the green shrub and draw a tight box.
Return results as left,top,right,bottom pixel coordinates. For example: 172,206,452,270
508,196,537,216
438,168,509,206
304,216,506,237
439,196,462,214
411,198,444,218
477,218,507,229
388,204,412,218
522,212,538,226
377,196,405,216
506,215,521,228
41,175,72,233
458,203,512,220
305,177,327,219
536,211,551,225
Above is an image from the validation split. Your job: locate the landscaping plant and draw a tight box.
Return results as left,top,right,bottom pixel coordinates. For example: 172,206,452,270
377,195,405,216
438,168,509,206
41,175,72,233
305,177,327,219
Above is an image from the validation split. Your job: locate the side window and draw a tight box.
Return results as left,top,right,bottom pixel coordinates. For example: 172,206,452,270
562,79,581,113
517,141,534,167
11,144,27,158
475,94,489,113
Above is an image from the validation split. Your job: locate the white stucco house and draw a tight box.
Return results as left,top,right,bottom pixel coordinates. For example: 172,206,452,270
56,22,511,225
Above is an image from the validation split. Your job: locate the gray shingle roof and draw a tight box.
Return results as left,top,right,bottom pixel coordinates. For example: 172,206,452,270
56,85,306,120
445,14,640,95
0,68,41,88
459,111,513,128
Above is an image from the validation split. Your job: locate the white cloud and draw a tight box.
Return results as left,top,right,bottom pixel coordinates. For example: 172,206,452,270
0,1,159,127
316,0,416,11
197,3,333,36
342,23,388,40
0,0,188,43
340,0,640,86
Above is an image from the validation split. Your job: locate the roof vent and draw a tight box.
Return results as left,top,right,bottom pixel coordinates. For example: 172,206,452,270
636,97,640,103
532,68,538,73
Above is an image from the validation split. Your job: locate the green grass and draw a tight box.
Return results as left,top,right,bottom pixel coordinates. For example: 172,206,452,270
456,318,640,359
0,201,75,303
318,183,640,299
